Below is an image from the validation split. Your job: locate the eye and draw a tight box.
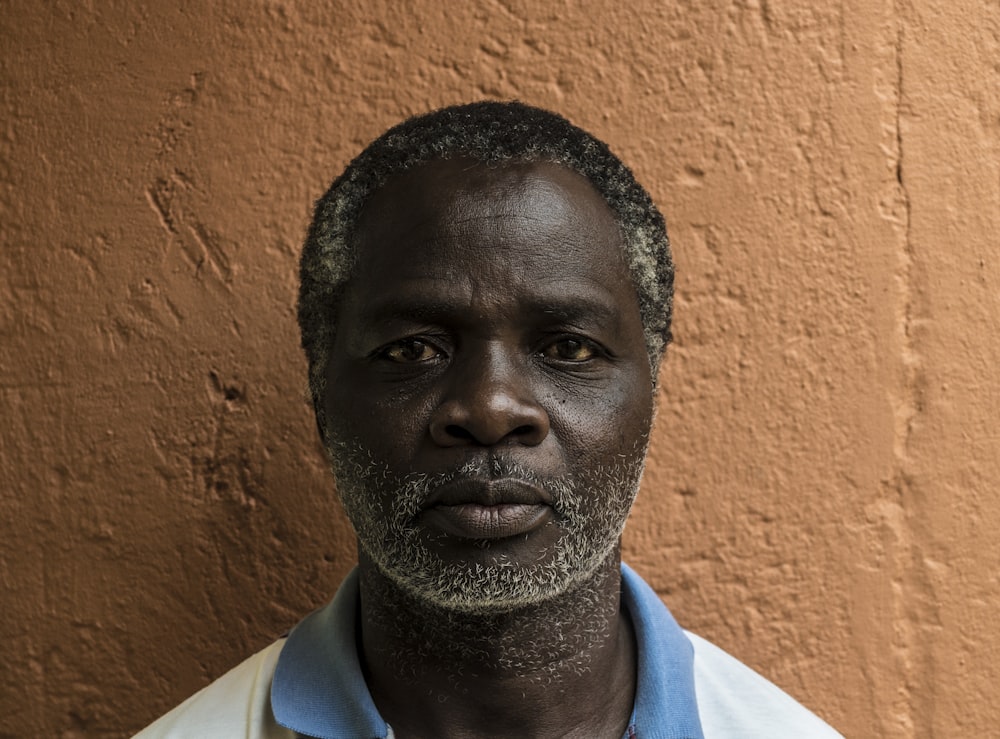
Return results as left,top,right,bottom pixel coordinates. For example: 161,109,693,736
541,337,602,362
379,338,441,363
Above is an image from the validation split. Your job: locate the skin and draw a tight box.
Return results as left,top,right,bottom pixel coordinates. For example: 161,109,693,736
323,158,657,738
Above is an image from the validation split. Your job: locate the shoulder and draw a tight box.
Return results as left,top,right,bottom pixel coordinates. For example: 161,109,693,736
134,640,297,739
685,631,843,738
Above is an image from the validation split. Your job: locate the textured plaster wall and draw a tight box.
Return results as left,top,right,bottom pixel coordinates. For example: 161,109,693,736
1,1,997,737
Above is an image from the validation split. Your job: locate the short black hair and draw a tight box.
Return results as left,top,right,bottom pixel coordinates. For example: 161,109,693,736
298,101,673,436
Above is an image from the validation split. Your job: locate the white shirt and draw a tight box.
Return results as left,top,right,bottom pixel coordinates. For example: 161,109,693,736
137,567,842,738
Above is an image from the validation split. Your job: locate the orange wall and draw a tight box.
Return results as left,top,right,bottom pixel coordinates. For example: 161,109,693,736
2,2,998,736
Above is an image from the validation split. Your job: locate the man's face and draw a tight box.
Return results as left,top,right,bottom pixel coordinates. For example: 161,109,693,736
322,158,655,612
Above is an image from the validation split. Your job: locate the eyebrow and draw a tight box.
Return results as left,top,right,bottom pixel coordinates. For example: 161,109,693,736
530,294,621,324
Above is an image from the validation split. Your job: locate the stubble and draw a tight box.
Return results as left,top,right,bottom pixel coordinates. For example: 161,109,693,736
324,434,648,614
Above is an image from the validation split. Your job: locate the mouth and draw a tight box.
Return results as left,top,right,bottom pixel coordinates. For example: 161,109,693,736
419,478,555,540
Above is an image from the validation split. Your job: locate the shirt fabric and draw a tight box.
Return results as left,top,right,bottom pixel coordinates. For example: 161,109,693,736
135,565,842,738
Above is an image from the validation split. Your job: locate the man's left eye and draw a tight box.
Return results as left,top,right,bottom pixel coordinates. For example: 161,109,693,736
542,338,600,362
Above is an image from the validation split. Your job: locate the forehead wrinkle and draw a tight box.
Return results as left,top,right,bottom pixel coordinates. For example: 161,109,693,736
357,279,626,337
434,207,625,278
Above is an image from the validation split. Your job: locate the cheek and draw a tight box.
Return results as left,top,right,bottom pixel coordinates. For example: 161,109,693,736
324,374,437,460
547,372,653,459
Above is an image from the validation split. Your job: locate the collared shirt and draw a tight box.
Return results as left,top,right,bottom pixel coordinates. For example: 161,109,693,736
272,565,704,739
136,565,842,738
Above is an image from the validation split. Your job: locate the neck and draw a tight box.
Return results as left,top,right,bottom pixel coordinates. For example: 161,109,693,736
357,548,637,739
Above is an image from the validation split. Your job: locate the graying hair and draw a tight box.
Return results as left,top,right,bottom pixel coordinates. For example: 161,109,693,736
299,101,673,437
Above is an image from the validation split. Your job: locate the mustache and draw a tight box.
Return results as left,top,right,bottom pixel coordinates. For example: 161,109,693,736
397,456,569,506
425,455,548,485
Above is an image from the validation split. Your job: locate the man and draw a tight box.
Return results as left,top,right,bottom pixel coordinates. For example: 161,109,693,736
138,101,840,738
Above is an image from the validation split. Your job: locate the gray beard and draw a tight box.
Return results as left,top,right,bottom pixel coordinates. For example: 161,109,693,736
325,436,647,614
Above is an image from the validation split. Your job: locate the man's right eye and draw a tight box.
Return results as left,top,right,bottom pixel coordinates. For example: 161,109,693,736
378,339,440,363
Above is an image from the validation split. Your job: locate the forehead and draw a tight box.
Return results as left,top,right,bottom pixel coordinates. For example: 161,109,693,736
351,158,630,285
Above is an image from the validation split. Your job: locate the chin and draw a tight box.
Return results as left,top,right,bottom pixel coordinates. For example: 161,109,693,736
373,534,623,615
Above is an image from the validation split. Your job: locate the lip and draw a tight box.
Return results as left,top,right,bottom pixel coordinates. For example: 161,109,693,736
420,478,554,540
424,477,554,508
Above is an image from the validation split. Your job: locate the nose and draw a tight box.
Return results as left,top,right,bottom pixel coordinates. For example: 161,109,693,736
428,346,550,448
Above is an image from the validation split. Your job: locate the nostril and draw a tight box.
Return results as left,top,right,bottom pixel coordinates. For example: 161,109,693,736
512,425,536,437
445,424,476,441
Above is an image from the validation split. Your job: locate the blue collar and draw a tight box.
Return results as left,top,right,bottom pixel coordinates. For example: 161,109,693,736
272,564,704,739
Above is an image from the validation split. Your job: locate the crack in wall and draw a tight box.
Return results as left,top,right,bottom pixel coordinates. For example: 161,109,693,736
891,13,918,728
870,5,922,735
884,6,934,736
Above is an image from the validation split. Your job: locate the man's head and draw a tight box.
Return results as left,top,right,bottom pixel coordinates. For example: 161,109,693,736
298,102,673,613
299,101,673,439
